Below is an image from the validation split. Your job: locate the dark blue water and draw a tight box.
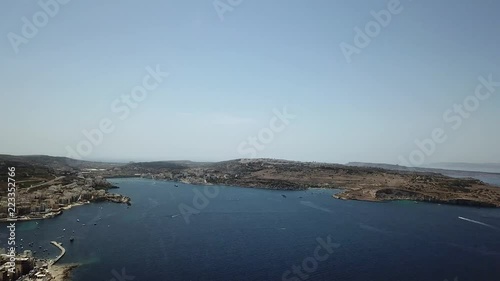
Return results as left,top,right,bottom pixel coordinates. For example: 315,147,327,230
3,178,500,281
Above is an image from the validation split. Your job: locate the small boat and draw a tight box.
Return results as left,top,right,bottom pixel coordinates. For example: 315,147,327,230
69,237,74,242
77,219,80,222
174,184,179,187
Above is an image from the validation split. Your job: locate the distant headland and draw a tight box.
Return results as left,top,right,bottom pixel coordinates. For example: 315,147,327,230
1,155,500,215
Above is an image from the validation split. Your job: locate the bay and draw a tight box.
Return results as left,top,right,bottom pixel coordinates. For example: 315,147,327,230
3,177,500,281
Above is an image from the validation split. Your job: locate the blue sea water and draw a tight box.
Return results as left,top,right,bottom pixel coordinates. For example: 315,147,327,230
2,178,500,281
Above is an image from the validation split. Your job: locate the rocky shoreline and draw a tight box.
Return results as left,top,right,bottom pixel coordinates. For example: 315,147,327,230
333,188,500,208
107,158,500,208
155,176,500,208
48,263,80,281
1,155,499,209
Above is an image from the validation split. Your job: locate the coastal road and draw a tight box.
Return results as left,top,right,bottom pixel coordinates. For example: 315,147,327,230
26,176,65,192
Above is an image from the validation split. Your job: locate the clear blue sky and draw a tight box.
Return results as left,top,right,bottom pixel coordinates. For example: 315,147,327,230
1,0,499,164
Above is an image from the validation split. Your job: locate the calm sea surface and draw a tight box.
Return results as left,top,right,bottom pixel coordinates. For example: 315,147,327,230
2,176,500,281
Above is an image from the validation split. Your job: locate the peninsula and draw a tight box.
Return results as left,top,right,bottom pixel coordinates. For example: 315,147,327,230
106,158,500,207
1,155,500,210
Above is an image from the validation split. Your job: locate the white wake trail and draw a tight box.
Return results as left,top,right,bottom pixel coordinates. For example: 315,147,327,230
458,216,498,230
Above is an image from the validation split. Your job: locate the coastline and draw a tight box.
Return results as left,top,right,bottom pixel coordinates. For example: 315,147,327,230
47,241,78,281
48,263,80,281
0,195,131,223
145,157,499,208
131,175,500,208
333,187,500,208
0,202,87,223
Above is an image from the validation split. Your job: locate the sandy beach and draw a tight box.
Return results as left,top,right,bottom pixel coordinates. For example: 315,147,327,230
45,241,78,280
48,264,80,281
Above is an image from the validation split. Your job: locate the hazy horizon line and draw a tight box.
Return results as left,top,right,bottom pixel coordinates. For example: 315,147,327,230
1,153,500,166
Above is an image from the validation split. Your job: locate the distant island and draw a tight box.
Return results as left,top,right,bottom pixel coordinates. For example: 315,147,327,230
1,155,500,218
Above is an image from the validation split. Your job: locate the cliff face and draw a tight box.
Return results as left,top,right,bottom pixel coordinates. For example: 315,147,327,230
334,187,499,208
332,171,500,207
113,158,500,208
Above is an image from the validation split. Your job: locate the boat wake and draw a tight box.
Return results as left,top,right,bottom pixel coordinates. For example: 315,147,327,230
458,216,498,230
299,201,332,213
358,223,397,236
